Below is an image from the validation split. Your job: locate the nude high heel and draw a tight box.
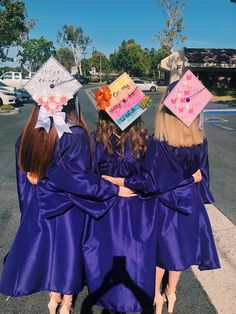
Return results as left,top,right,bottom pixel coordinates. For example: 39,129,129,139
60,304,71,314
154,293,165,314
48,292,62,314
163,289,176,313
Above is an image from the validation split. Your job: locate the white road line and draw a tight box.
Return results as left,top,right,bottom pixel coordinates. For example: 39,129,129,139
204,109,236,113
192,204,236,314
204,117,228,122
213,124,236,131
84,87,98,110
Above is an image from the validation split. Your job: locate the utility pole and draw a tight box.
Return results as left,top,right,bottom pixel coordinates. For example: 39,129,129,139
99,53,102,83
82,48,87,77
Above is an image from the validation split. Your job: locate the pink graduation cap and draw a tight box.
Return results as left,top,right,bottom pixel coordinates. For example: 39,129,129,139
24,56,82,138
163,70,213,127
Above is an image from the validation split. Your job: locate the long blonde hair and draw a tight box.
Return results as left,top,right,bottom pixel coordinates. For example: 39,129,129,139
154,103,204,147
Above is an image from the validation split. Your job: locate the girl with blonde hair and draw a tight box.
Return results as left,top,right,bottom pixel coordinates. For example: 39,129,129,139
104,82,220,313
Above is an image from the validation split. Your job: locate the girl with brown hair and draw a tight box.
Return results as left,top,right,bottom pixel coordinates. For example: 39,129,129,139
0,97,133,314
82,110,158,312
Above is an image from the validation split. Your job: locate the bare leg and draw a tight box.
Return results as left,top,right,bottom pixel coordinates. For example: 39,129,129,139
168,271,181,292
164,271,181,313
50,292,62,302
48,292,62,314
60,294,73,314
155,266,165,296
154,267,165,314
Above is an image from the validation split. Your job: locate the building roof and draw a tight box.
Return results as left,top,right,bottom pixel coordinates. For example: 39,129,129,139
183,48,236,64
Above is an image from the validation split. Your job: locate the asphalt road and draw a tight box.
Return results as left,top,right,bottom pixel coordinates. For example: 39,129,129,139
0,84,235,313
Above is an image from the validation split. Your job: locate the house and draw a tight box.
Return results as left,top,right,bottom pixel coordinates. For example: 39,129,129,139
160,48,236,88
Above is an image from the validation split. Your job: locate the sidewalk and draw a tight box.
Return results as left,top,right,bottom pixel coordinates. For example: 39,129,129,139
192,204,236,314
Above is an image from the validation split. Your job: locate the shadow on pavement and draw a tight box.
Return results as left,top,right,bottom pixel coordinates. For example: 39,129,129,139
80,256,154,314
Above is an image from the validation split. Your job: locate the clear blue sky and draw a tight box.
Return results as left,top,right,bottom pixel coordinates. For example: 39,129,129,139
6,0,236,62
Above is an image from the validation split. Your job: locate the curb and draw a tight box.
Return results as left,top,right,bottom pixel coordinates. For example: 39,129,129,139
0,108,20,115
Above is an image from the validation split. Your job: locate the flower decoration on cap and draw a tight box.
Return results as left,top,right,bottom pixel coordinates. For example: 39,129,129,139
36,94,69,116
95,86,112,110
140,96,153,109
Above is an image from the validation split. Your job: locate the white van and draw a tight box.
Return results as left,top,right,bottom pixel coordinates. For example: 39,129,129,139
0,72,29,89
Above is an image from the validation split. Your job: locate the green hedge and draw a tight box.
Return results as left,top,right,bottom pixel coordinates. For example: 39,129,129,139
212,88,236,97
0,105,15,111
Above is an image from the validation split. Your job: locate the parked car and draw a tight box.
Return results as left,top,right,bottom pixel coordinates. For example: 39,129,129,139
0,88,17,106
0,72,29,89
0,82,31,106
24,72,35,80
0,81,15,92
155,79,165,86
74,75,89,85
14,89,31,106
133,79,158,92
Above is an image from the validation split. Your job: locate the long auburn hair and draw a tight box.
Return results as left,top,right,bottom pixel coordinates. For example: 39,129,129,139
19,98,90,179
94,111,148,159
154,103,204,147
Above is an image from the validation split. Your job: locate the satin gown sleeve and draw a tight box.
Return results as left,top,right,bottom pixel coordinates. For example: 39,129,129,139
124,138,195,215
15,138,28,213
36,128,119,219
197,138,214,204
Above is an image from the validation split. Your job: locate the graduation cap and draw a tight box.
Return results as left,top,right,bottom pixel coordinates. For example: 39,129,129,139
163,70,213,127
24,56,82,138
95,73,152,130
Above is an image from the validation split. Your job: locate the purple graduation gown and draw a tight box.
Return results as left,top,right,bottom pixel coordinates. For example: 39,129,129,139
0,126,118,297
125,137,220,271
83,135,158,313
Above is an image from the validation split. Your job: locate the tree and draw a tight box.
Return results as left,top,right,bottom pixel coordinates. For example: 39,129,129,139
57,25,92,75
88,50,111,75
55,48,75,72
0,0,34,61
17,37,55,73
81,58,90,77
110,40,149,77
148,47,170,77
155,0,187,52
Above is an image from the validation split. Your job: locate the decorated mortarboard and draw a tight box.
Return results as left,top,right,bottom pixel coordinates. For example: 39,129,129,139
95,73,152,130
163,69,213,127
24,56,82,138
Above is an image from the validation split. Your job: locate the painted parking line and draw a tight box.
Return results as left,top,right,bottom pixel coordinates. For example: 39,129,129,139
204,117,228,123
204,115,236,131
192,204,236,314
213,124,236,131
204,109,236,114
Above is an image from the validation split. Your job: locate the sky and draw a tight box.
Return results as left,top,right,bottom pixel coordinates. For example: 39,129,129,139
3,0,236,65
